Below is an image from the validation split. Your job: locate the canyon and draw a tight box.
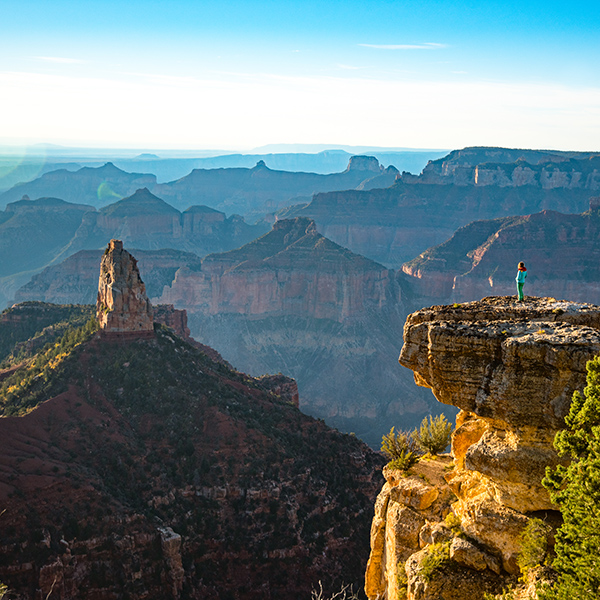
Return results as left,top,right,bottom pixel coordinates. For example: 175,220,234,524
283,147,599,268
402,197,600,306
0,242,384,599
366,296,600,599
16,218,445,447
0,189,265,310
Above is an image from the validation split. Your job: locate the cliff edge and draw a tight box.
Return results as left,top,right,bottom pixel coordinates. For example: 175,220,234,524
366,296,600,600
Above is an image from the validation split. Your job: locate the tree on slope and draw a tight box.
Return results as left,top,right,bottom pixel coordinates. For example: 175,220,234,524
542,356,600,599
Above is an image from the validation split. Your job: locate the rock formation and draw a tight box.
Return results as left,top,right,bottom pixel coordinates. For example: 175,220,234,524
153,156,394,218
96,239,154,335
16,248,203,306
411,147,600,188
283,174,592,269
160,217,397,321
366,296,600,599
157,217,439,446
12,219,441,446
0,191,265,311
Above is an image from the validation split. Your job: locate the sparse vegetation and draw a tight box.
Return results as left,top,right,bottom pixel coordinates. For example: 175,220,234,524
483,589,515,600
381,426,421,470
414,414,453,455
396,564,408,600
419,541,451,582
310,581,360,600
517,518,551,581
0,319,384,597
444,511,462,535
0,316,98,415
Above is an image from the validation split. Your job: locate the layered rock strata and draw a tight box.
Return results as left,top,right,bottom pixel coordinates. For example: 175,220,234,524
402,199,600,305
366,296,600,599
96,239,154,335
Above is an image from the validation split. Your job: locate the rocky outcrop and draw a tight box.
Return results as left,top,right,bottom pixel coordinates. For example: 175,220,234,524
97,239,154,334
402,200,600,305
366,296,600,599
153,304,191,339
16,248,203,306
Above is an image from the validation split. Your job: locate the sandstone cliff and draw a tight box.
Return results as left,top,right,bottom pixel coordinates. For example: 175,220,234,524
366,296,600,600
160,217,397,321
402,199,600,305
413,147,600,188
282,178,592,269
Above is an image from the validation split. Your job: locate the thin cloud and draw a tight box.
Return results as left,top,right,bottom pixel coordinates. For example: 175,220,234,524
336,64,367,71
35,56,85,64
359,43,446,50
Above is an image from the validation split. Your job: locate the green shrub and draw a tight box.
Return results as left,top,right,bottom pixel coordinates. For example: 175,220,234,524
397,563,408,599
444,511,462,534
419,541,450,582
517,517,551,580
414,415,453,455
381,427,421,470
483,589,515,600
387,451,420,471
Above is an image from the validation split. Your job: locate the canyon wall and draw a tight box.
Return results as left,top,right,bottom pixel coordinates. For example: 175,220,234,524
285,181,592,269
157,217,440,446
402,200,600,306
366,296,600,600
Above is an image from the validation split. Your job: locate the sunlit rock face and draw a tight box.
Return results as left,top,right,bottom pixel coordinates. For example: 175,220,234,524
366,296,600,599
96,239,154,334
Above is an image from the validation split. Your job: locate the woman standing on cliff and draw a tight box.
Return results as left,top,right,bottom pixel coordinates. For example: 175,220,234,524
516,262,527,301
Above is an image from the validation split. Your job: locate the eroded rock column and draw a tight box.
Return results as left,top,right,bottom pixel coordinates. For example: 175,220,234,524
97,239,154,335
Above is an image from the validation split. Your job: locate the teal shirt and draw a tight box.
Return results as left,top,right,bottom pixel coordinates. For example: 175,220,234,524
516,269,527,283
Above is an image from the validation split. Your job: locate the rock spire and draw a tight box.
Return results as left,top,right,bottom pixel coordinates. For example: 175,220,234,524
96,239,154,335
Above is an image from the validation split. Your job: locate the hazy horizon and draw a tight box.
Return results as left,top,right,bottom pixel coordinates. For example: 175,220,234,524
1,0,599,152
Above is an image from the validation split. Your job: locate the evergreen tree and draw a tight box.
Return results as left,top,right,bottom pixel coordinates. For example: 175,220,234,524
542,356,600,599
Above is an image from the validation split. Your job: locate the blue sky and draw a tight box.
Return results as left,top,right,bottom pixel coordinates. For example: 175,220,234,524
1,0,599,150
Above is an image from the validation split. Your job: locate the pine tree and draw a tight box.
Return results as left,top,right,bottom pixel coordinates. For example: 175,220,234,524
541,356,600,599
